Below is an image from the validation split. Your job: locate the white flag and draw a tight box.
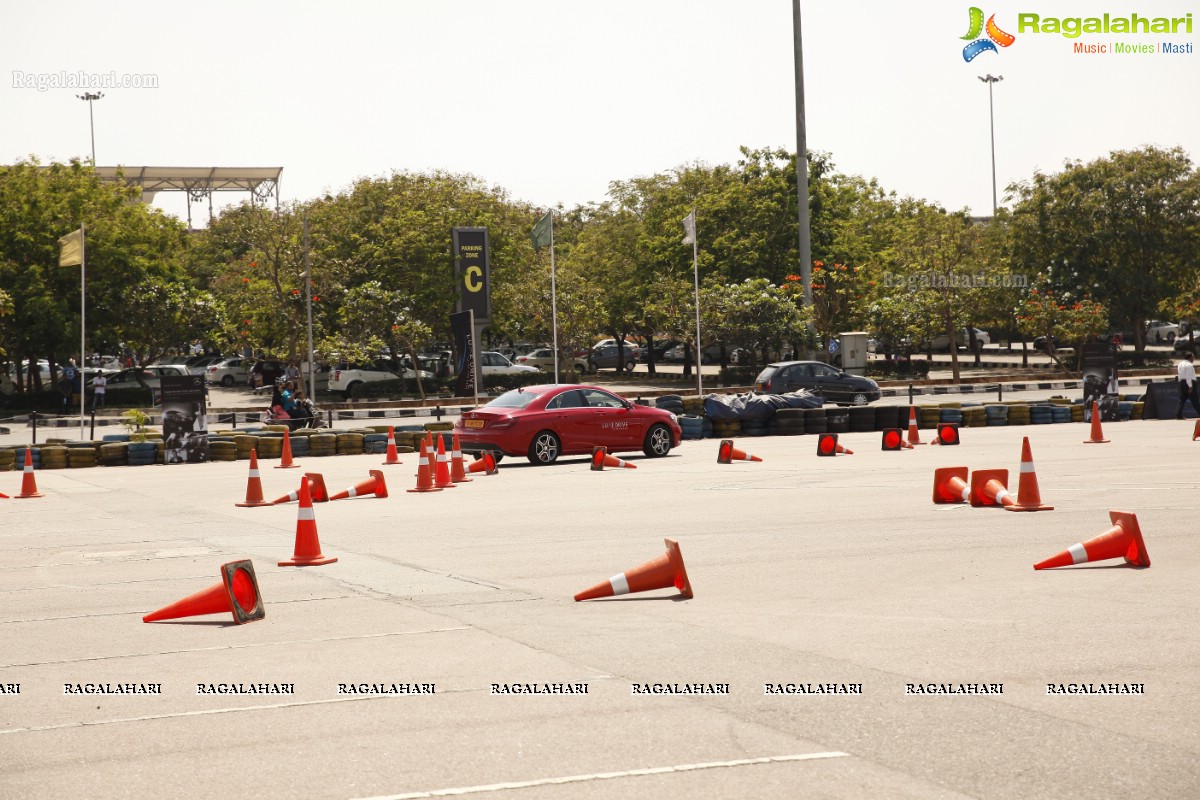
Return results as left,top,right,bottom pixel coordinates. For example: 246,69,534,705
681,210,696,245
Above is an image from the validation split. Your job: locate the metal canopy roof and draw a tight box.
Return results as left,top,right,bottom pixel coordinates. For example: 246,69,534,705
93,166,282,228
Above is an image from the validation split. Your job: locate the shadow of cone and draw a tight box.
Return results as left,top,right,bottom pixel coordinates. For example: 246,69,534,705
970,469,1015,508
574,538,693,601
1034,511,1149,570
467,452,498,475
1084,401,1109,444
382,426,402,465
330,470,387,501
235,450,273,507
932,467,970,504
143,560,265,624
717,439,761,463
14,448,42,498
1007,437,1053,512
278,476,338,567
275,430,300,469
408,441,442,493
450,433,471,482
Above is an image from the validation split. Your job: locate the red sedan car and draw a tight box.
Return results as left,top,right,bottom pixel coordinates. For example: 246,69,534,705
454,384,682,465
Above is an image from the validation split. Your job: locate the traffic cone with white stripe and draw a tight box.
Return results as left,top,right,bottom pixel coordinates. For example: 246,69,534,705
592,446,637,470
717,439,761,464
468,451,498,475
275,430,300,469
1083,401,1109,444
143,560,265,624
271,472,328,504
330,469,388,501
13,448,42,499
382,426,402,465
449,433,471,482
574,538,693,601
1006,437,1053,512
970,469,1015,508
278,476,338,567
235,450,272,507
932,466,970,504
906,405,924,446
1034,511,1149,570
433,435,456,489
407,440,442,493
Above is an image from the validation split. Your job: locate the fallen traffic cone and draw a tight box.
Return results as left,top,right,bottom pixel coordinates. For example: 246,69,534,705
143,560,265,624
382,426,403,465
407,440,442,493
592,446,637,470
1034,511,1149,570
468,451,498,475
969,468,1015,508
433,435,456,489
275,430,300,469
1006,437,1053,512
717,439,762,464
906,405,924,446
817,432,852,456
1083,401,1109,444
1193,419,1200,441
13,448,42,499
932,466,970,505
278,476,338,567
234,450,272,507
330,469,388,501
881,428,908,451
574,538,693,601
931,423,960,446
449,433,471,482
271,472,329,504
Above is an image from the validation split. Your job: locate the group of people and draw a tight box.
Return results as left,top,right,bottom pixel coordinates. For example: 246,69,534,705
269,378,317,429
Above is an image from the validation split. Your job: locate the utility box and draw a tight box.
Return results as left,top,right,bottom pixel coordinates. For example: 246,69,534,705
840,331,869,375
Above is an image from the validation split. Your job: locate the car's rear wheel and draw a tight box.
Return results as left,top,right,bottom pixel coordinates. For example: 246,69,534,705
220,375,234,387
623,361,635,372
527,431,560,465
643,423,672,458
343,381,360,400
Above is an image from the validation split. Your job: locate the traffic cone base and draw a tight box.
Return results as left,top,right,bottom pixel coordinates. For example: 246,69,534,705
1083,401,1109,443
279,478,338,567
270,472,328,505
1034,511,1149,570
932,466,970,505
592,446,636,470
235,450,272,507
382,426,402,465
330,470,388,501
143,560,265,624
574,538,692,601
14,449,43,498
275,430,300,469
717,439,762,464
1006,436,1054,512
467,452,498,475
932,423,960,446
969,469,1014,508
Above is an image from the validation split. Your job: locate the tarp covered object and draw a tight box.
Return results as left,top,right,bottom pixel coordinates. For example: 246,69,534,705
703,390,821,421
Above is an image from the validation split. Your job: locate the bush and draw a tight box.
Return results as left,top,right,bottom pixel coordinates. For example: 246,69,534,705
719,366,761,385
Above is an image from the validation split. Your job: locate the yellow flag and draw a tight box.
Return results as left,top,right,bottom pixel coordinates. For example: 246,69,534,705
58,228,83,267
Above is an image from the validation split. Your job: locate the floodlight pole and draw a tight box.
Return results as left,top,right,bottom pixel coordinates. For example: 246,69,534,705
979,75,1003,215
792,1,813,313
77,92,104,163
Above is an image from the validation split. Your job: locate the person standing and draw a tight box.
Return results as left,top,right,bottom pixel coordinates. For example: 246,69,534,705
61,360,78,412
1175,352,1200,419
91,370,107,411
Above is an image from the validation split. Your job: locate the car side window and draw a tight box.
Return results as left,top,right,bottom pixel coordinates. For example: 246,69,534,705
548,390,584,409
813,364,839,379
580,389,623,408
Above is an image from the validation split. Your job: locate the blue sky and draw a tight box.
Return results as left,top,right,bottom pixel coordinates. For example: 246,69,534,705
3,1,1196,224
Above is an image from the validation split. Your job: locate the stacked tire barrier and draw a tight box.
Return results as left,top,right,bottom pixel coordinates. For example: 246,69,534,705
962,404,987,428
1030,404,1054,425
1006,404,1032,426
849,406,875,433
712,419,742,438
308,433,338,457
208,438,237,461
40,446,69,470
256,434,284,459
803,408,827,434
678,415,706,440
234,434,259,460
336,432,365,455
67,443,97,469
127,441,157,466
984,405,1009,426
0,447,16,472
767,408,805,436
98,442,128,466
655,395,684,416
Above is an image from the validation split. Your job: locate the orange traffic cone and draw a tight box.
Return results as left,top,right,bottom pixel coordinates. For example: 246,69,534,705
1034,511,1149,570
433,435,456,489
906,405,924,446
275,430,300,469
382,426,402,465
1006,437,1053,512
449,433,471,482
1191,419,1199,441
278,476,338,567
574,538,693,601
13,448,42,499
407,440,442,493
816,432,852,456
591,446,637,470
467,451,498,475
271,472,328,504
143,560,265,624
717,439,762,464
330,470,388,501
931,423,960,446
932,466,970,505
235,450,272,507
1083,401,1109,444
969,469,1015,508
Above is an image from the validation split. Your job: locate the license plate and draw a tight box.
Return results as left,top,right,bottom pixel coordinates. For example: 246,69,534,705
465,419,484,429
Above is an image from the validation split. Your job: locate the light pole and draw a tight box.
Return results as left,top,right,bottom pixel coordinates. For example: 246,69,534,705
978,75,1002,215
76,91,104,164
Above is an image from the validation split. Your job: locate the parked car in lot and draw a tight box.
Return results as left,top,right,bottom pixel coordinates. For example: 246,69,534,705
589,343,639,371
328,360,435,399
929,328,991,352
664,342,723,364
753,361,881,406
184,355,225,375
478,351,540,377
1146,320,1179,344
515,348,591,374
454,384,682,465
90,365,189,391
206,357,252,386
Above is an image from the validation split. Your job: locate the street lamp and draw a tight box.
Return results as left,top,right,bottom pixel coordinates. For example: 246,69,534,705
978,75,1002,216
76,91,104,164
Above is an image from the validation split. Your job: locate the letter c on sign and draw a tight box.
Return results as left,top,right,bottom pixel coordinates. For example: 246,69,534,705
464,266,483,293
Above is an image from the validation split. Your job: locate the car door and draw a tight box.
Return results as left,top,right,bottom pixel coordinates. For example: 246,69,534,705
810,363,845,401
580,388,641,449
779,363,814,393
545,389,594,451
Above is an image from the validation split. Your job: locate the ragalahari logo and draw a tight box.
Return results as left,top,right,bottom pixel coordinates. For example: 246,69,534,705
962,7,1016,61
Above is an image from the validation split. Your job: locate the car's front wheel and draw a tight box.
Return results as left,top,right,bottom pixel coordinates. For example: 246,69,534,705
850,393,870,406
527,430,560,465
643,423,673,458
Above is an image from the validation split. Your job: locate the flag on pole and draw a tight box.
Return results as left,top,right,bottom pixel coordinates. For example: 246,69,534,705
531,211,553,251
681,210,696,245
59,228,84,267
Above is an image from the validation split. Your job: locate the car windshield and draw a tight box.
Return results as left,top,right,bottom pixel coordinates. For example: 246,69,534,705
484,388,542,410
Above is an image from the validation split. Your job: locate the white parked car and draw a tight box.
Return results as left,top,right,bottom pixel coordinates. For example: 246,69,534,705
479,351,540,376
206,357,253,387
929,328,991,352
328,360,434,399
515,348,590,373
1145,320,1179,344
